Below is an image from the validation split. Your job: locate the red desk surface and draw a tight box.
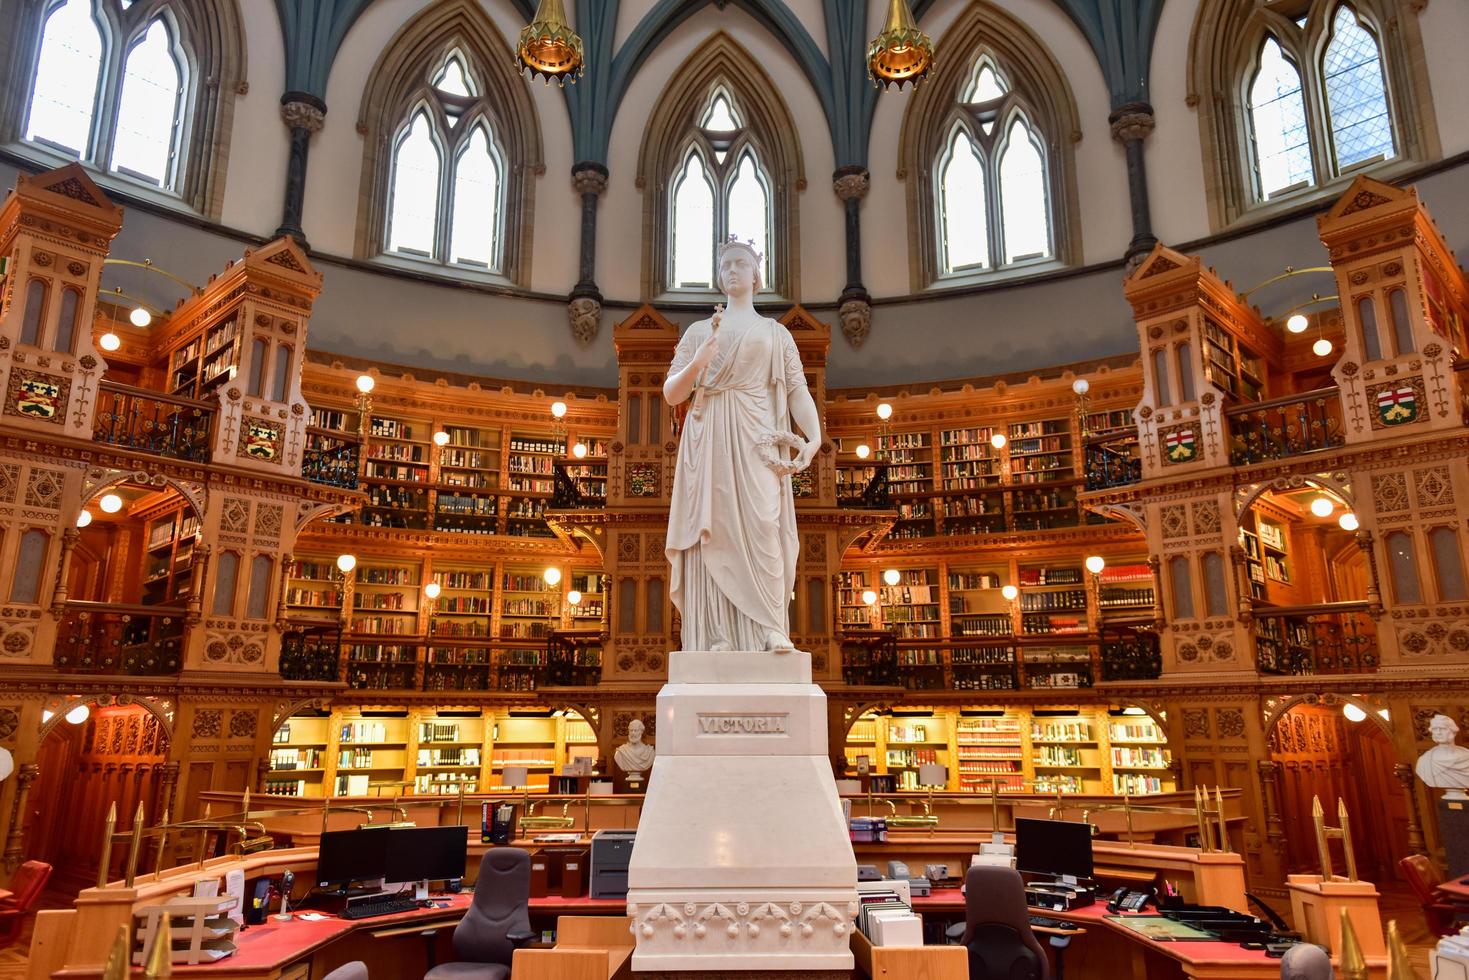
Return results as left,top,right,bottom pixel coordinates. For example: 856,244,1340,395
1438,876,1469,901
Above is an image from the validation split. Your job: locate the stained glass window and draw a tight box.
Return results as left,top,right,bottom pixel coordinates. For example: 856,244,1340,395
1386,531,1422,604
1249,39,1312,198
1323,6,1394,170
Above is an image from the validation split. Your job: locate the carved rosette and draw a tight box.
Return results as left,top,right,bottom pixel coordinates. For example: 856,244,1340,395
832,170,870,202
627,891,859,966
1110,108,1156,144
280,100,325,134
838,298,871,348
569,295,602,345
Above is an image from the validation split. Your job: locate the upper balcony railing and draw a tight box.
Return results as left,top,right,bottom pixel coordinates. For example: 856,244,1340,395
1254,601,1377,676
54,601,185,674
301,429,359,490
1084,428,1142,491
837,462,890,510
280,621,342,682
550,461,606,510
93,382,214,463
1099,621,1162,681
1225,387,1344,467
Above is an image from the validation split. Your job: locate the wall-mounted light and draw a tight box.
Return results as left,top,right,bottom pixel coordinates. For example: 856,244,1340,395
543,567,562,587
433,431,450,447
1312,337,1333,357
76,510,93,528
567,590,582,608
990,432,1007,450
551,400,568,419
572,442,588,458
335,554,357,574
1338,512,1359,532
355,375,375,395
1072,378,1090,395
99,332,121,352
99,493,123,514
424,582,442,600
1001,585,1019,602
1085,555,1106,576
855,443,871,460
877,403,893,421
861,589,878,606
1343,703,1367,723
882,569,901,586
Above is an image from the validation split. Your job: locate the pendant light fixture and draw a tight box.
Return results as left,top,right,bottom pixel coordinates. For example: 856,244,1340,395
867,0,934,90
517,0,584,85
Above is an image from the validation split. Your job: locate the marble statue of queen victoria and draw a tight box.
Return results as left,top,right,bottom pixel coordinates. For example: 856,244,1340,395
662,238,822,653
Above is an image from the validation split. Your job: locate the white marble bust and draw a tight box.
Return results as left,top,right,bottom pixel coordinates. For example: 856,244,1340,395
1416,714,1469,800
614,719,656,778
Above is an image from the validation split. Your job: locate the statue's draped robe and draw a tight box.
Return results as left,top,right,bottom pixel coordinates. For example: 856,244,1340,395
666,316,806,651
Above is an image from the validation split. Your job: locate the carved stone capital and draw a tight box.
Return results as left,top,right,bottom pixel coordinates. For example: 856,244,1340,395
838,297,871,348
1109,103,1156,144
569,294,602,346
279,93,326,134
832,168,870,202
572,164,609,198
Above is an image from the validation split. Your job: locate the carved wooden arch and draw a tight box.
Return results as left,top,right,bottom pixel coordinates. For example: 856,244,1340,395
635,31,805,302
1262,691,1393,741
1234,473,1355,522
840,699,891,742
352,0,543,284
295,500,357,533
1185,0,1438,232
1111,699,1170,735
37,693,176,743
896,0,1084,292
79,468,206,523
271,696,333,735
546,701,601,739
1087,502,1147,535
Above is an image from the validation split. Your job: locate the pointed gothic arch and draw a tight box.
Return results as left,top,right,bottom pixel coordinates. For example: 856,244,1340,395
898,1,1082,293
636,32,804,302
354,0,543,286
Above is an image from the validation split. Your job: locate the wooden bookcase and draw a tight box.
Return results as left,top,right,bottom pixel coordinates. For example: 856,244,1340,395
1202,315,1265,402
266,711,332,797
141,506,199,607
880,568,941,641
167,313,241,399
434,423,501,535
504,433,559,538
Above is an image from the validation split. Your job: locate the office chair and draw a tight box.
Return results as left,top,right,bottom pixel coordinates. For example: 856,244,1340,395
424,848,535,980
0,860,52,949
1400,854,1469,937
322,963,369,980
957,865,1048,980
1279,943,1333,979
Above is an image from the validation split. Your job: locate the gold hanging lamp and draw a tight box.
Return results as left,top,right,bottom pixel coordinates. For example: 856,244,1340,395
867,0,934,90
517,0,584,86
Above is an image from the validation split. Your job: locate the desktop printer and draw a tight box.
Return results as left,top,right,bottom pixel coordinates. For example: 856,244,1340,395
1024,881,1095,911
1433,927,1469,980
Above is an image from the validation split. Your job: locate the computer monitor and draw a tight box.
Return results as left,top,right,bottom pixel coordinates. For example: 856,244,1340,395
316,828,390,888
1014,818,1094,881
385,825,469,884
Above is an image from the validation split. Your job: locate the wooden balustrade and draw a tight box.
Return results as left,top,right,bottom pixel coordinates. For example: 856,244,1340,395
1253,601,1377,675
1084,427,1142,490
301,427,359,489
54,601,185,674
1225,387,1345,466
279,622,342,682
93,381,214,463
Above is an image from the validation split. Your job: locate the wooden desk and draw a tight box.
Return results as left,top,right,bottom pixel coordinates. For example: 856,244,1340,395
1437,875,1469,901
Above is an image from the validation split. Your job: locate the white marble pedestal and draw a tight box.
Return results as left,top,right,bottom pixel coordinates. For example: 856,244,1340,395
626,649,857,973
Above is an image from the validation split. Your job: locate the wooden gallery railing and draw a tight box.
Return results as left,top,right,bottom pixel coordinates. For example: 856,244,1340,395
1084,427,1143,490
93,381,215,463
1225,387,1345,466
54,601,186,674
1253,601,1378,676
301,427,360,490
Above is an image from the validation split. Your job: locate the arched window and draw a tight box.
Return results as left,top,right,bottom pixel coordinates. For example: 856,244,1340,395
10,529,49,604
666,89,775,291
900,9,1081,290
639,35,803,299
1202,552,1230,617
55,287,81,353
1385,530,1422,605
357,8,541,284
933,56,1054,277
19,280,46,347
6,0,244,215
246,554,272,620
1191,0,1434,227
1356,296,1382,361
383,53,508,272
1428,527,1467,602
1168,556,1195,620
1388,288,1414,355
212,550,239,616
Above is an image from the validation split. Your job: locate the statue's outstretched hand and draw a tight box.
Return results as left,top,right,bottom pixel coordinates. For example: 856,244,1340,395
796,438,819,471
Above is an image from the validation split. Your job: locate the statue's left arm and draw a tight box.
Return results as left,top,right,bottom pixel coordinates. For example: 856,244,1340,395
782,331,822,469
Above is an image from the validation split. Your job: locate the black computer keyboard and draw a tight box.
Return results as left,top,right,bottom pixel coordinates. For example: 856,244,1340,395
1029,915,1068,930
341,897,420,920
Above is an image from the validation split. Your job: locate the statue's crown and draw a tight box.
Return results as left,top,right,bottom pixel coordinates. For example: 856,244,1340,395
718,234,764,265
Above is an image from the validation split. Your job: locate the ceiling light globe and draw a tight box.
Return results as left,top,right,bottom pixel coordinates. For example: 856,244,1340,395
855,443,871,459
65,702,91,725
1310,496,1335,518
335,554,357,574
861,589,878,606
876,403,893,421
567,590,582,607
1342,703,1367,723
1286,313,1309,334
76,510,93,529
1085,555,1106,575
990,432,1008,450
129,306,152,328
1072,378,1090,395
424,582,441,600
99,332,122,352
883,569,901,586
1001,585,1019,602
1338,512,1359,531
355,375,375,394
572,442,588,458
1378,708,1390,721
99,493,123,514
1312,338,1333,357
433,431,450,447
543,567,562,586
550,400,568,419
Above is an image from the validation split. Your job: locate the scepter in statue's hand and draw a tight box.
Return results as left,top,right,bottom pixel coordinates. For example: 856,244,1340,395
692,304,725,422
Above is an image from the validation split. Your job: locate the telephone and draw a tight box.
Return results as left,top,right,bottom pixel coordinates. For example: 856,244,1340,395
1107,886,1155,913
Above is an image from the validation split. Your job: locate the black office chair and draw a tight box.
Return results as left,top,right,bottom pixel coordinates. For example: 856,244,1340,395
322,964,369,980
957,865,1049,980
423,849,536,980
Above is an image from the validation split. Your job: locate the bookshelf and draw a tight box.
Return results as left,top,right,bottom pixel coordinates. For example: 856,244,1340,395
951,645,1019,691
413,712,486,795
835,437,880,504
1020,645,1094,690
895,645,945,690
488,713,559,790
1240,513,1290,602
1017,564,1086,637
568,571,606,627
433,424,501,535
499,567,555,640
429,564,493,637
347,559,421,690
882,432,935,539
1108,712,1175,795
955,713,1025,794
266,712,331,797
946,566,1011,638
141,506,199,607
1030,713,1103,795
359,413,433,530
843,714,880,779
1097,562,1155,615
334,712,411,796
837,570,872,629
284,556,342,623
881,568,941,640
168,314,240,399
883,714,950,791
504,433,559,538
1007,418,1073,485
1202,316,1265,402
563,437,609,504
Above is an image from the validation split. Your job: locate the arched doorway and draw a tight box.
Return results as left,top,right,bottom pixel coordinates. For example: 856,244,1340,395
25,703,170,891
1267,699,1408,883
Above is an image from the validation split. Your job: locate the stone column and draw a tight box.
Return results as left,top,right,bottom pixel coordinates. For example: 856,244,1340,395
3,763,38,872
1257,759,1287,856
1109,103,1158,270
833,166,872,348
568,162,609,345
1394,762,1427,855
50,526,80,616
274,92,328,247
